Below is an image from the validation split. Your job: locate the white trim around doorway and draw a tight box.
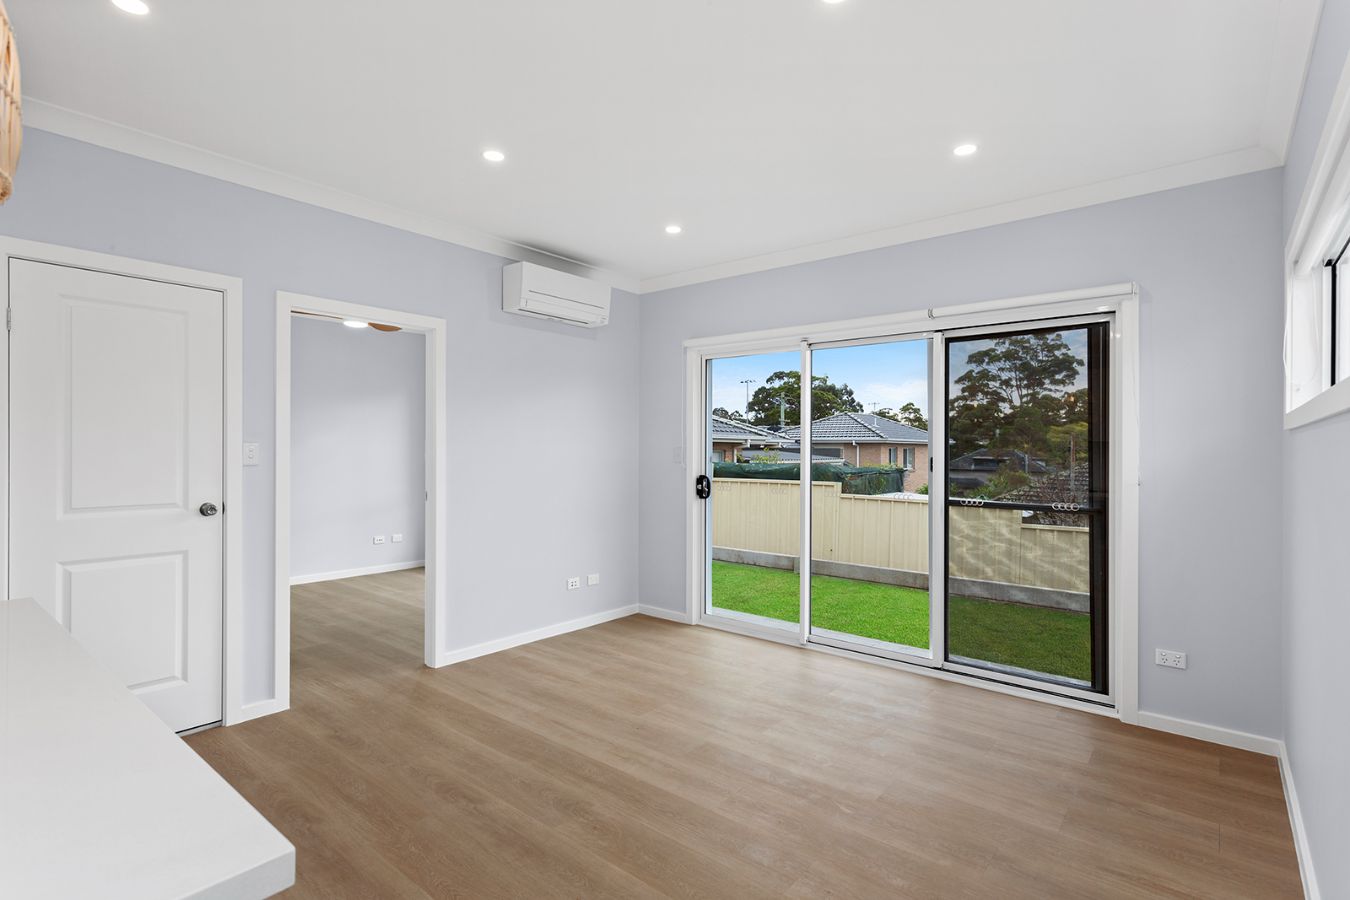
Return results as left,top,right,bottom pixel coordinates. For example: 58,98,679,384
683,282,1141,724
274,291,449,716
0,237,249,727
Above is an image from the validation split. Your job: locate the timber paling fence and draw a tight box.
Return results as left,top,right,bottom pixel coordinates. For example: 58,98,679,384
711,478,1089,611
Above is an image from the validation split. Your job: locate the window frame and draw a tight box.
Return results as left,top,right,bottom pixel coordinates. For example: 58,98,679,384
1285,51,1350,429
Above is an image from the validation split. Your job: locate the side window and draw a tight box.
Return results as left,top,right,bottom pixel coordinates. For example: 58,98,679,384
888,447,897,465
903,447,915,468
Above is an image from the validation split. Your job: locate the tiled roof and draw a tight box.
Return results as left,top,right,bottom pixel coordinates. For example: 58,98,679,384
950,447,1053,475
782,412,928,444
710,416,789,444
999,463,1091,526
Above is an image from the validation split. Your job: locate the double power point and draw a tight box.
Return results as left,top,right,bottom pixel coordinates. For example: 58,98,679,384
566,574,601,591
1155,649,1188,669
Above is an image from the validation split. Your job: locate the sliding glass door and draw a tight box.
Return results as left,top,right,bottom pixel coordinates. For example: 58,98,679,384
698,313,1113,702
805,337,937,663
704,350,803,632
943,321,1109,695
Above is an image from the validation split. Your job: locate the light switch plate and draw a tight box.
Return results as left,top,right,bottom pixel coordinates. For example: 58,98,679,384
587,573,600,586
392,533,404,543
243,442,260,466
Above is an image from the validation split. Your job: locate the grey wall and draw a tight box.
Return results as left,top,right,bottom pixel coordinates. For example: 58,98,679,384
1281,0,1350,895
290,318,426,579
640,169,1286,740
0,128,641,705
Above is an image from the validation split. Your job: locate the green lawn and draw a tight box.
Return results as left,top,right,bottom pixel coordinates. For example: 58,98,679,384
711,560,1090,682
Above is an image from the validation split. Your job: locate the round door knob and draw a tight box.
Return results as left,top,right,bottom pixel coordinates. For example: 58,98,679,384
199,502,219,517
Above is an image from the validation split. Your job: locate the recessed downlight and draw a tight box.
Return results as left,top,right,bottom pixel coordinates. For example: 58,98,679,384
822,0,848,4
112,0,150,14
665,224,683,235
953,143,978,157
482,149,506,163
343,319,369,329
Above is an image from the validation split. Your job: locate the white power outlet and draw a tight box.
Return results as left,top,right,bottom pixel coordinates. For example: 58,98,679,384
1155,649,1187,669
391,533,404,543
372,535,386,545
243,442,260,466
566,576,581,591
587,573,600,586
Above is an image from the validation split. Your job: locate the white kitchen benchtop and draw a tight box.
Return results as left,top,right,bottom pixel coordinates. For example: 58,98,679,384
0,599,295,899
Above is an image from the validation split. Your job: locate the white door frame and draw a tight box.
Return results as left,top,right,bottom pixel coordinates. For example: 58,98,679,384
274,291,448,708
0,237,248,726
683,282,1140,723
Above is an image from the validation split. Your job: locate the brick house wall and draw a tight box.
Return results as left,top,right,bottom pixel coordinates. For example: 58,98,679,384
711,441,739,461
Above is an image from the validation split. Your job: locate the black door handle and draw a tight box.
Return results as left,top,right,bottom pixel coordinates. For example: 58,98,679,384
695,475,711,499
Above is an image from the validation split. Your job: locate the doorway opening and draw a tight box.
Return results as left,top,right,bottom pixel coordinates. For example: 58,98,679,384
289,310,427,671
274,292,448,712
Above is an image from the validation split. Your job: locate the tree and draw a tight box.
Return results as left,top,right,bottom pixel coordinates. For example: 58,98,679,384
745,370,862,427
712,407,748,423
874,402,928,431
1047,421,1088,470
949,332,1083,459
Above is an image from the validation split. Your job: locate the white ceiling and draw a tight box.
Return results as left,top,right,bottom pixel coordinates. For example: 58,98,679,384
8,0,1322,292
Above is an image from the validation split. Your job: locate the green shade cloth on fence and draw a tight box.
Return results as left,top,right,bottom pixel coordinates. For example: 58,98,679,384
712,462,906,496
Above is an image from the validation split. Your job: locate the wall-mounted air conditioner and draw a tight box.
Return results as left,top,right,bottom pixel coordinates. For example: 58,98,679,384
502,262,611,328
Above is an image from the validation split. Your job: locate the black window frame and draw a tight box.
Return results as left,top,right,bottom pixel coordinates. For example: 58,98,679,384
1329,234,1350,387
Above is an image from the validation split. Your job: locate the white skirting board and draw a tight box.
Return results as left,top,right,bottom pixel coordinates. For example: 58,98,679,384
289,560,425,586
231,697,290,725
1279,743,1321,900
434,604,639,667
636,604,693,623
1132,711,1282,756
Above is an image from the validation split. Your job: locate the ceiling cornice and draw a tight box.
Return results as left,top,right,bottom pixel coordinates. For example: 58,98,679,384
1258,0,1325,160
638,144,1281,294
22,99,643,294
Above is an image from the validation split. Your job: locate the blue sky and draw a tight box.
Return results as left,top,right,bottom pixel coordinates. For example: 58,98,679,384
708,329,1088,422
709,339,930,421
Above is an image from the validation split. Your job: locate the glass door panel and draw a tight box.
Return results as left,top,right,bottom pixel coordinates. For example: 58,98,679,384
705,351,803,630
944,322,1109,693
805,338,934,659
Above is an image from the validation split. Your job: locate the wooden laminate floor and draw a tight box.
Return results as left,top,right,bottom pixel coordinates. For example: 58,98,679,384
188,570,1302,898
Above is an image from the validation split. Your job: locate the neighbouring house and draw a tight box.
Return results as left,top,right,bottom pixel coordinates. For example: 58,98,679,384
948,447,1053,494
710,415,791,461
782,412,929,489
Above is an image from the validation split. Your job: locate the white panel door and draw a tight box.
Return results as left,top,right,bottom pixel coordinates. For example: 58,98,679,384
9,260,225,732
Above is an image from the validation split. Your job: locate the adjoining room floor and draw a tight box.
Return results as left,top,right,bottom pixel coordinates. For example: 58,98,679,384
188,570,1301,898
